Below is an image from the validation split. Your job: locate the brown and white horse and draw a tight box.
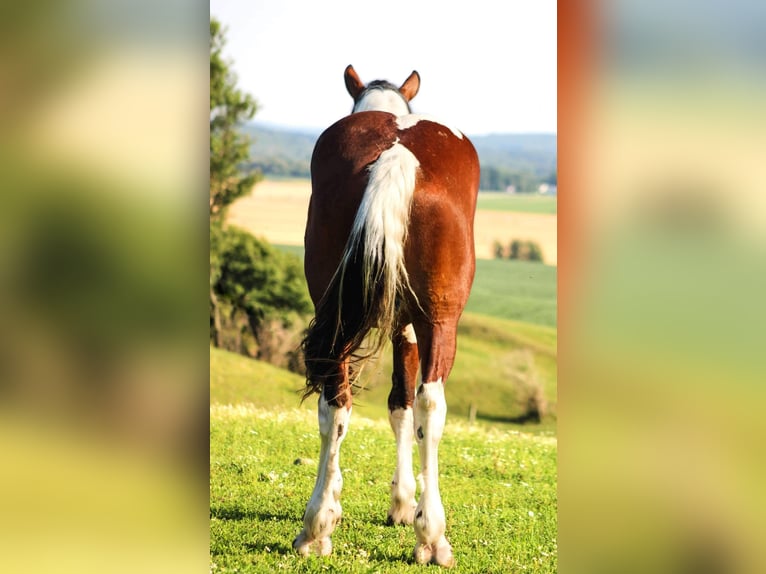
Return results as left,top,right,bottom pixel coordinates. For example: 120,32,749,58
293,65,480,568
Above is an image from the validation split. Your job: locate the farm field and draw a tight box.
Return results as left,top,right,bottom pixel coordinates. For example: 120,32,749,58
476,192,557,215
210,404,557,574
466,259,556,327
228,179,558,265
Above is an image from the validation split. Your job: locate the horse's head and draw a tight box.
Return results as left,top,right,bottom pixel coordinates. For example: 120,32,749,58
344,65,420,116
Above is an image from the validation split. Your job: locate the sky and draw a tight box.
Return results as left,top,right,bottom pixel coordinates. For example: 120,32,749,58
210,1,556,135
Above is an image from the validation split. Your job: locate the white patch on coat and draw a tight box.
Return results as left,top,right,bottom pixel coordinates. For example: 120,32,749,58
396,113,464,140
412,379,454,566
353,89,410,116
293,397,351,556
402,323,417,344
388,407,417,524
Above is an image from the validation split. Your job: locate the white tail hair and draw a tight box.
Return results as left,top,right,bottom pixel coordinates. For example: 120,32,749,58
302,140,420,398
340,141,419,323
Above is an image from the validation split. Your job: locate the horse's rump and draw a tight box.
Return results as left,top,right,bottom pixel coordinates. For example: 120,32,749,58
302,111,479,400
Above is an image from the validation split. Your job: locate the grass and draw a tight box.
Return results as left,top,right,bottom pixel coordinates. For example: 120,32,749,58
210,347,311,410
476,193,557,215
465,259,557,327
210,405,557,573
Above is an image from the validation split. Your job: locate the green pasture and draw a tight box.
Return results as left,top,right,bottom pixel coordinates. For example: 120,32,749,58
476,192,557,215
210,406,557,573
465,259,557,327
274,246,557,328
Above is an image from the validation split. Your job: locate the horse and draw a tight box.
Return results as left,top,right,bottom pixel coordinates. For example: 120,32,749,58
292,65,480,568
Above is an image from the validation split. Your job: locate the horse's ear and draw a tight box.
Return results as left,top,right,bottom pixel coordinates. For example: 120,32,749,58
399,70,420,102
344,65,365,99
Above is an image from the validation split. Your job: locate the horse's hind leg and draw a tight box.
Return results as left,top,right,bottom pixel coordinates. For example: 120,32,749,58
293,365,352,557
412,320,458,568
387,323,419,525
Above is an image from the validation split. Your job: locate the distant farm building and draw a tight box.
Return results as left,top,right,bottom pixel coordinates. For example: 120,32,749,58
538,183,557,195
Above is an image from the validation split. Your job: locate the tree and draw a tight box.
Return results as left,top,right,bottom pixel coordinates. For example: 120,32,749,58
208,19,312,363
212,228,311,360
210,18,259,347
210,18,261,222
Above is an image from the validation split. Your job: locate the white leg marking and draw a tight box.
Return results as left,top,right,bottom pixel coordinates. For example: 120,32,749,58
293,397,351,556
402,323,417,344
388,407,417,525
413,379,454,567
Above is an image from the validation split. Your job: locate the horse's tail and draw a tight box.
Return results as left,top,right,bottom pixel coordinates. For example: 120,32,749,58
302,142,420,401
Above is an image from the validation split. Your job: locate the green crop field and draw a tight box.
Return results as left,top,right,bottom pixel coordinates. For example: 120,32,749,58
210,405,557,573
465,259,557,327
476,193,557,215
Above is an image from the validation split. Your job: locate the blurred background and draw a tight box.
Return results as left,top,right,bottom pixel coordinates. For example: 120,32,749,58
0,0,207,572
560,1,766,573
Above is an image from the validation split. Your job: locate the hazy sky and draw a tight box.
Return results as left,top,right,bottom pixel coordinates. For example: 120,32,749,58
210,1,556,135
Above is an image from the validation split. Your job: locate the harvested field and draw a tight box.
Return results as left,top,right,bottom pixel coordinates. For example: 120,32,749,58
229,179,558,265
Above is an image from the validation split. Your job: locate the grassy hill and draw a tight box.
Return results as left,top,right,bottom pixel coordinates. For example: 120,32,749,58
211,307,556,428
470,133,557,179
210,347,310,409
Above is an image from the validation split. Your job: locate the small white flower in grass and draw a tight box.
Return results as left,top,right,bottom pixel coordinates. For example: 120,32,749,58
528,510,535,517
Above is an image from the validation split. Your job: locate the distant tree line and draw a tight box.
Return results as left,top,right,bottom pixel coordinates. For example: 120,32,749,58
245,157,311,178
493,239,544,262
247,160,556,192
480,166,557,192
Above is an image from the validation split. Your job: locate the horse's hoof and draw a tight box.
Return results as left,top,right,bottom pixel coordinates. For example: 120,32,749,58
317,537,332,556
433,538,455,568
387,505,415,526
413,542,433,565
292,531,312,557
414,539,455,568
293,531,333,557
